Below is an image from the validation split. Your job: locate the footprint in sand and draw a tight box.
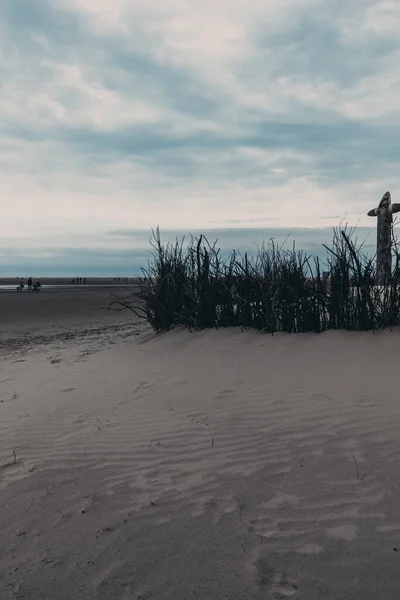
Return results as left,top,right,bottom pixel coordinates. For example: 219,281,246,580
255,557,298,596
134,381,155,395
51,358,62,364
61,388,75,393
0,458,26,488
72,414,91,424
54,510,73,527
189,412,209,425
193,496,238,521
0,461,20,475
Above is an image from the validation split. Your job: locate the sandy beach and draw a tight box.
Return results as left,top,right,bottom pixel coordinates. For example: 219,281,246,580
2,290,400,598
0,282,139,355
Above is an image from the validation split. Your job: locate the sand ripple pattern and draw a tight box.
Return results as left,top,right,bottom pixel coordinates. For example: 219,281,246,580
2,328,400,598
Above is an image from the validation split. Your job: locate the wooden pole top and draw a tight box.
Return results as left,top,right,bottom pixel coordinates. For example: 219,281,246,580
368,191,400,217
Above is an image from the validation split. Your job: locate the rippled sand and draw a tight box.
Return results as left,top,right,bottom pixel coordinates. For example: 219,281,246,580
1,325,400,598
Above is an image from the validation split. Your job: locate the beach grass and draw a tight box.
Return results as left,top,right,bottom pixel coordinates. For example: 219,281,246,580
109,226,400,333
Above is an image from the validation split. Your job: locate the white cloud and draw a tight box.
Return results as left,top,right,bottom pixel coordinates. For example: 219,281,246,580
363,1,400,35
1,61,167,131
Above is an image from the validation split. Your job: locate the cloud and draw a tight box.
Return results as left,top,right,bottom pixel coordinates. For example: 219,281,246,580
1,0,398,274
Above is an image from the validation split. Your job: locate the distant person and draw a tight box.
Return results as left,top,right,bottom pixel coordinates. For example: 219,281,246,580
28,277,32,291
33,280,41,292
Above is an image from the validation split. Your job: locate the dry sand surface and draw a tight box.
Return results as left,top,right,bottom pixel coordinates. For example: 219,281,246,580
2,300,400,598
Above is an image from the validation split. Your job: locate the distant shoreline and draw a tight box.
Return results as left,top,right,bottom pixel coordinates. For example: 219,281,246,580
0,285,138,294
0,277,140,285
0,277,140,292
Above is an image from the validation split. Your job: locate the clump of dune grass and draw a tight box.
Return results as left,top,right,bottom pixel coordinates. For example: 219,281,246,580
109,225,400,334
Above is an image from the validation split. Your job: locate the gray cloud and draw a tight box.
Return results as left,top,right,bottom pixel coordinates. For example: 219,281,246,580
250,11,395,88
1,0,398,273
2,0,399,183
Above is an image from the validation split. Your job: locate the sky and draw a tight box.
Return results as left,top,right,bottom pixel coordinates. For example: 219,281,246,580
1,0,400,276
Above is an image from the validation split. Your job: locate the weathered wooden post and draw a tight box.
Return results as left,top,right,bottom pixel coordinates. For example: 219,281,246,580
367,191,400,285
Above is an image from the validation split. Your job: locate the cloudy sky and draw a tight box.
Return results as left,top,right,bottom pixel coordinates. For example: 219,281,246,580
1,0,399,275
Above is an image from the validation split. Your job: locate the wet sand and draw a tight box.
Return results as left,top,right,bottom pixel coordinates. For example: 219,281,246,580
0,283,140,355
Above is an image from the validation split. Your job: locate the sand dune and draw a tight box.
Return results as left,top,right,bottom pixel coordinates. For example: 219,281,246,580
1,326,400,598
